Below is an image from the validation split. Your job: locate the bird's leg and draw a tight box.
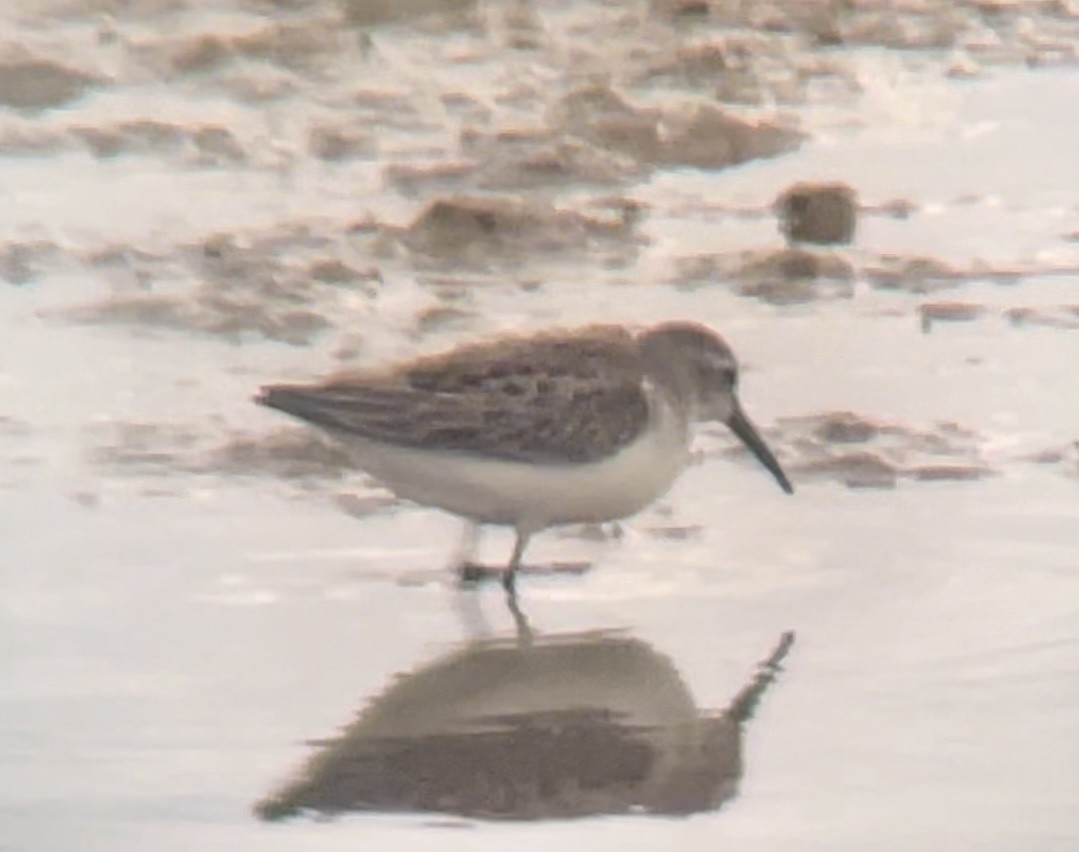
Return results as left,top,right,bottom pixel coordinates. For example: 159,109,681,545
502,529,531,598
505,588,534,647
453,522,483,584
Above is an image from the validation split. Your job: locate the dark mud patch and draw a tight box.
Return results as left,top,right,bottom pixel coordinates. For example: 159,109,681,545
53,227,383,344
677,249,1074,305
914,297,1079,334
673,248,854,304
396,195,642,267
0,240,66,285
549,83,804,170
54,288,331,345
861,255,1070,295
389,131,643,196
1005,305,1079,331
734,249,855,304
87,421,355,483
413,303,477,336
309,122,376,161
644,523,704,541
87,418,408,515
0,58,102,111
775,182,858,246
340,0,478,29
865,255,981,293
918,300,988,332
202,429,358,481
385,160,483,197
1023,441,1079,477
0,124,66,157
162,19,349,76
2,120,243,164
648,0,1079,67
631,32,858,106
72,120,246,164
718,411,993,489
659,102,804,168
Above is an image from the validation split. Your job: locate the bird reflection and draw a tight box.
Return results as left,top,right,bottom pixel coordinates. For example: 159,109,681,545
256,599,794,822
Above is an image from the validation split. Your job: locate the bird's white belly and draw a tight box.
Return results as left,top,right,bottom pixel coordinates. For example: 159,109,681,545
336,409,691,531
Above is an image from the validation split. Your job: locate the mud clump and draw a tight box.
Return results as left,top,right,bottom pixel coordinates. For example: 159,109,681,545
807,411,882,444
660,103,804,169
550,84,664,163
464,129,643,190
1024,441,1079,477
341,0,477,28
797,451,899,490
57,291,330,346
52,227,379,345
482,138,640,187
865,255,964,293
919,301,987,333
866,254,1021,294
309,124,375,161
1005,305,1079,331
911,464,990,482
671,248,854,303
550,83,802,171
400,195,637,263
648,0,843,41
384,160,477,196
70,121,245,163
87,421,356,482
387,131,642,196
192,126,246,164
639,38,730,86
72,121,185,158
0,59,101,110
735,249,854,304
768,411,993,490
86,419,400,515
0,240,64,285
165,20,346,75
202,429,356,481
776,182,858,245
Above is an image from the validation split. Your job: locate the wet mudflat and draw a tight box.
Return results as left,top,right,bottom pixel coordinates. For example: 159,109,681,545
2,1,1078,850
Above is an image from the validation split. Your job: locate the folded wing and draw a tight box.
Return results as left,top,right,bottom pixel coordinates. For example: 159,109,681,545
257,327,651,464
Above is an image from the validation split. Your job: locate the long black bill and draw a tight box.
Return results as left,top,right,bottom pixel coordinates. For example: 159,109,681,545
727,403,794,494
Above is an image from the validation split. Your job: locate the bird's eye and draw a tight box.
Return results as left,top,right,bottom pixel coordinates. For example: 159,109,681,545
701,352,737,387
705,357,735,384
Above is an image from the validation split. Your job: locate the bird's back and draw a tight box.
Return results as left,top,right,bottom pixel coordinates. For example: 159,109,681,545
257,325,653,465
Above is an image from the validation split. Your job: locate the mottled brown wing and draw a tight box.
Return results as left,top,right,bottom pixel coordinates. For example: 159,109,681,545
257,327,651,464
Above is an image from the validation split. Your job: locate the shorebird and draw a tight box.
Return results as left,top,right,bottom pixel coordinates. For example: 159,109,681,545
256,321,793,594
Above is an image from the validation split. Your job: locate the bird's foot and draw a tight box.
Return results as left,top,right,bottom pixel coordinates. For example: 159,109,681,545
457,560,593,587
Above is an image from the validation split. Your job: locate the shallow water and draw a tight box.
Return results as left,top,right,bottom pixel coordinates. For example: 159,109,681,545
2,1,1079,849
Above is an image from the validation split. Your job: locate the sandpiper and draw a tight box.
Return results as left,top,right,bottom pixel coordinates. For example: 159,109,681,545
256,321,793,594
